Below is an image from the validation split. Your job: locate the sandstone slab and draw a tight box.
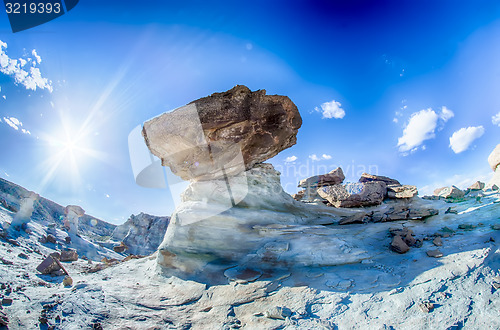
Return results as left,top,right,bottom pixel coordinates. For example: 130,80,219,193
359,173,400,186
317,182,386,208
387,185,418,199
298,167,345,188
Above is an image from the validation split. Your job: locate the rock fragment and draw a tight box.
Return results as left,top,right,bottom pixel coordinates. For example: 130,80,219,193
62,276,73,287
419,301,434,313
387,185,418,199
390,235,410,254
298,167,345,188
60,249,78,262
432,236,443,247
426,250,443,258
264,306,292,320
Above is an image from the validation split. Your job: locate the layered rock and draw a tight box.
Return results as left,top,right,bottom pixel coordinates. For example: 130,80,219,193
142,85,302,181
359,173,401,186
317,182,386,208
387,185,418,199
486,144,500,190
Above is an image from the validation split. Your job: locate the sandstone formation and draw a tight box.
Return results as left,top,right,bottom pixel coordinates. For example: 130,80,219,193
386,185,418,199
468,181,485,191
486,144,500,190
317,182,386,208
359,173,401,186
142,85,302,181
64,205,85,235
141,86,368,279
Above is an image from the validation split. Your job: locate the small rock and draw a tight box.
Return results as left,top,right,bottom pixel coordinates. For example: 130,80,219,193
224,266,262,283
390,235,410,254
458,224,476,231
491,224,500,230
18,253,29,259
46,234,57,244
427,250,443,258
419,301,434,313
0,257,13,265
39,316,48,324
432,237,443,247
1,298,13,306
60,249,78,262
492,282,500,290
264,306,292,320
445,207,458,214
113,242,128,253
65,236,71,244
63,276,73,287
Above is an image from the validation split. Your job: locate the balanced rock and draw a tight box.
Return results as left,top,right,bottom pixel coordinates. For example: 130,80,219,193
387,185,418,199
434,186,464,199
359,173,400,186
317,182,386,208
298,167,345,188
142,85,302,181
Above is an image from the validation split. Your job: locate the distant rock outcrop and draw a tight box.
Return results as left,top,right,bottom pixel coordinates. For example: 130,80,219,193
111,213,170,256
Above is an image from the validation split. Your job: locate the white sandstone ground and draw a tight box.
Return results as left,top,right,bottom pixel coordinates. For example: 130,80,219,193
1,190,499,329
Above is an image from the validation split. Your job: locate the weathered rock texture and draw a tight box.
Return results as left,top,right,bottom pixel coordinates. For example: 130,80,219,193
434,186,465,199
111,213,170,256
156,164,366,279
387,185,418,199
359,173,401,186
486,144,500,189
317,182,386,208
298,167,345,188
142,85,302,181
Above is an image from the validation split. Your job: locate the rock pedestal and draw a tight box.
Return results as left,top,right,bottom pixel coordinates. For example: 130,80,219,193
64,205,85,235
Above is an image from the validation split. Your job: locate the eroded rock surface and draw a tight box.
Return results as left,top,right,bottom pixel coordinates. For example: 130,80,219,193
298,167,345,188
142,85,302,181
317,182,386,208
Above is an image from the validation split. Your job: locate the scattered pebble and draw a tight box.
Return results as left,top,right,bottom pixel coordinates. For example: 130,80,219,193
419,301,434,313
458,224,476,231
63,276,73,287
427,250,443,258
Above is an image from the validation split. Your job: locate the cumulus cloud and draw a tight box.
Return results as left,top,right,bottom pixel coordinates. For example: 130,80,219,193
397,107,454,153
2,116,31,135
285,155,297,163
309,154,332,161
493,112,500,126
0,40,52,92
449,126,485,154
315,100,345,119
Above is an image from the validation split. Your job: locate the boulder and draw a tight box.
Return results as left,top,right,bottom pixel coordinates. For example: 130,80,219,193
298,167,345,188
317,182,386,208
434,186,464,199
142,85,302,181
468,181,485,191
291,190,305,201
359,173,400,186
36,256,68,275
387,185,418,199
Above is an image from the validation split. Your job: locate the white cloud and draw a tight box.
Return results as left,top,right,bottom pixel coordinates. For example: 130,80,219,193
2,116,31,135
285,155,297,163
309,154,321,161
449,126,485,154
397,107,454,153
309,154,332,161
492,112,500,126
315,100,345,119
0,40,52,92
439,106,454,122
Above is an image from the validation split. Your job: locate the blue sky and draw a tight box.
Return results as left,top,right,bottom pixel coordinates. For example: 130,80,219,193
1,1,500,224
